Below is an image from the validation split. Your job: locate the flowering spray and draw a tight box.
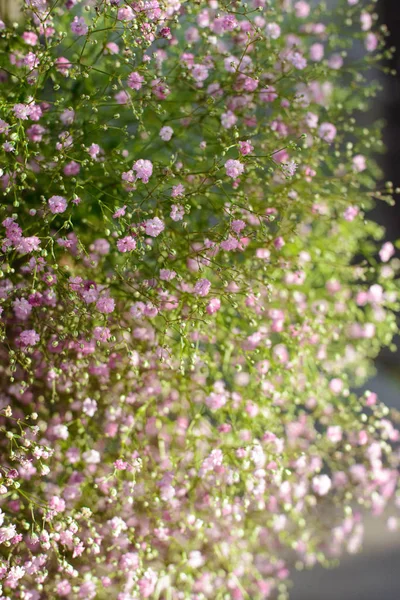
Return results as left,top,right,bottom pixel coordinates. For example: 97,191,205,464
0,0,399,599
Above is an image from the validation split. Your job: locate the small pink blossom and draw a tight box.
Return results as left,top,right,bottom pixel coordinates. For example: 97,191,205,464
160,269,176,281
312,474,332,496
160,126,173,141
171,184,185,198
194,278,211,297
117,6,135,21
96,297,115,314
133,159,153,183
82,398,98,417
48,195,67,214
239,140,254,156
19,329,40,347
318,122,337,143
144,217,165,237
127,71,144,90
170,204,184,221
206,298,221,314
71,16,88,36
117,236,137,252
379,242,395,263
225,159,244,179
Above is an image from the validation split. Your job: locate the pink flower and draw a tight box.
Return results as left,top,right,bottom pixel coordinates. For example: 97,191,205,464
117,6,135,21
221,110,237,129
138,570,157,598
93,326,111,342
231,219,246,234
295,1,310,18
365,32,378,52
13,103,30,120
310,43,324,62
225,159,244,179
96,297,115,314
71,16,88,36
171,184,185,198
327,426,342,443
144,217,165,237
127,71,144,90
160,126,173,141
117,236,137,252
113,206,126,219
115,90,129,105
343,206,359,221
48,195,67,214
88,143,101,159
160,269,176,281
0,119,10,134
266,22,281,39
379,242,395,263
60,109,75,125
312,474,332,496
318,122,337,143
105,42,119,55
82,398,97,417
63,160,80,176
22,31,38,46
194,278,211,297
133,159,153,183
289,51,307,70
239,140,254,156
13,298,32,320
170,204,184,221
206,298,221,314
19,329,40,347
352,154,366,172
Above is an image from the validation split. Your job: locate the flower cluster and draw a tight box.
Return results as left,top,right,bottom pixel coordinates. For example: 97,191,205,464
0,1,399,599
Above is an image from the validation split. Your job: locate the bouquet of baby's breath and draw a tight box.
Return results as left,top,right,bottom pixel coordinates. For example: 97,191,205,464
0,1,399,598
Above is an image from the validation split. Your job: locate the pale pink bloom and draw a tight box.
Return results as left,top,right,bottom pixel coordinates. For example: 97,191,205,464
48,195,67,214
225,159,244,179
365,32,378,52
144,217,165,237
22,31,38,46
310,43,324,62
133,159,153,183
82,398,97,417
115,90,129,105
117,6,135,21
19,329,40,347
170,204,184,221
194,278,211,297
329,378,343,394
127,71,144,90
327,426,342,443
295,1,310,17
343,206,359,221
96,297,115,314
160,269,176,281
171,184,185,198
206,298,221,314
105,42,119,55
312,474,332,496
117,236,137,252
379,242,395,263
71,16,88,36
239,140,253,156
318,122,337,143
266,22,281,39
160,126,173,141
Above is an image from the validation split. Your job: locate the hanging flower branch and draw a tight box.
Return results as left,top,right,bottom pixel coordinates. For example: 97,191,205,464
0,1,399,599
